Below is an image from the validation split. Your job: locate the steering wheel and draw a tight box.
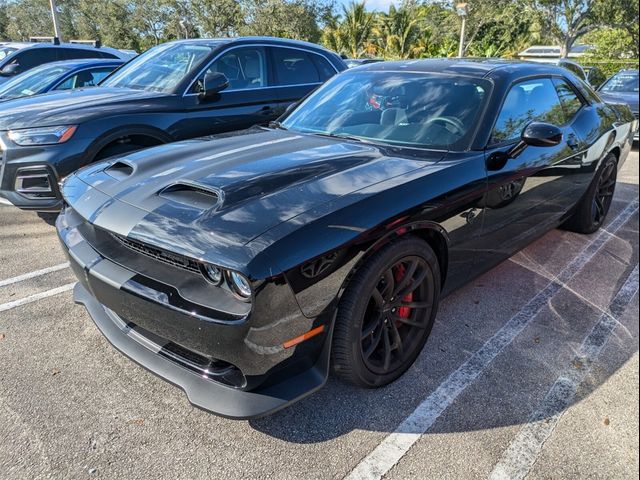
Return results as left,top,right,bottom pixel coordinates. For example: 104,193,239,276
423,116,465,135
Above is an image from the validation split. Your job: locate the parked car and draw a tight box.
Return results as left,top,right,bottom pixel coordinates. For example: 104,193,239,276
0,37,346,211
345,58,383,68
582,65,606,89
597,69,639,140
57,59,636,419
0,59,123,102
0,39,131,85
529,58,589,82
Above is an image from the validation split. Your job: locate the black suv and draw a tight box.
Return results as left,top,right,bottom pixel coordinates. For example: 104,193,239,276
0,37,346,211
0,40,131,84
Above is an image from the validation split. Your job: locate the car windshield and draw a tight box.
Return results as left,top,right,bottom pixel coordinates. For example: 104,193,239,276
0,63,71,99
0,47,17,61
282,70,490,150
101,42,217,93
600,71,639,93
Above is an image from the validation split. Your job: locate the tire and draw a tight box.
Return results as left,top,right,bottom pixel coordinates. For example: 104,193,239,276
563,153,617,234
331,236,441,387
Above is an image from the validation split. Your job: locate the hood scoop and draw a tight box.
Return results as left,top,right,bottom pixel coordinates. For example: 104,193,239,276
158,182,224,211
104,161,134,180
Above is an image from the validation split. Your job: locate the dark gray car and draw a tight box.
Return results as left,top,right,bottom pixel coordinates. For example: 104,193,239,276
598,69,639,139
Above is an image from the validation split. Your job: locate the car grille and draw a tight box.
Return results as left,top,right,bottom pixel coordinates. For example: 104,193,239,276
110,233,201,274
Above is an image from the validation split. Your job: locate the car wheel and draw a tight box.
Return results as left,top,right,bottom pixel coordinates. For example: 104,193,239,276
331,236,441,387
563,153,617,234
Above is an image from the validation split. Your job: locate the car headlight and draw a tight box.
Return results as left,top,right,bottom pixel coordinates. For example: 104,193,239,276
229,271,252,299
8,125,77,146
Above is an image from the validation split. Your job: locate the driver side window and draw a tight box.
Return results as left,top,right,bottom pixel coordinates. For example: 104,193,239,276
193,47,267,93
491,78,565,145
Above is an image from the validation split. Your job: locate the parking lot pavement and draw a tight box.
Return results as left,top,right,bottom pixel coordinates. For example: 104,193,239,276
1,149,638,480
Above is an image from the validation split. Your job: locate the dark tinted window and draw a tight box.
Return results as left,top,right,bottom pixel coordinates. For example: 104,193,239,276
12,48,58,70
559,61,586,80
553,78,583,120
491,78,564,144
272,48,320,85
58,48,107,60
310,54,336,81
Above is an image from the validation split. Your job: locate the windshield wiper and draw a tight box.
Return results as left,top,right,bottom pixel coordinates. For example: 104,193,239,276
311,131,368,143
268,120,288,130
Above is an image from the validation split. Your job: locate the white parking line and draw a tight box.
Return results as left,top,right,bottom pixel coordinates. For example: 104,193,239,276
489,264,639,480
344,200,639,480
0,283,76,313
0,263,70,288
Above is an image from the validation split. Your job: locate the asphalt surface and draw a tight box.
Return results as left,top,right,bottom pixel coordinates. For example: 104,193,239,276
1,148,638,480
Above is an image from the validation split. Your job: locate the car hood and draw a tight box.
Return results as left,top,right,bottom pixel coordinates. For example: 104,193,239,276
63,128,444,271
599,91,639,113
0,87,171,129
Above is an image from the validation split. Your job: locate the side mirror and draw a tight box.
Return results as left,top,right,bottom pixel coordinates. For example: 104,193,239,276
0,63,21,76
487,122,563,171
198,72,229,100
508,122,563,158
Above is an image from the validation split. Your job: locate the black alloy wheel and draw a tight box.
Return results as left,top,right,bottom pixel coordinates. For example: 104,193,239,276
332,237,441,387
563,153,618,234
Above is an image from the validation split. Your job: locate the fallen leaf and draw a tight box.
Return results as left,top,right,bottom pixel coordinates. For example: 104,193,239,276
52,369,61,376
604,417,610,426
129,418,144,426
572,359,584,370
0,333,5,341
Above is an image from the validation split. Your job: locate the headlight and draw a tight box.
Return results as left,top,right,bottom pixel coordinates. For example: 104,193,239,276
201,263,223,285
229,271,252,299
8,125,77,146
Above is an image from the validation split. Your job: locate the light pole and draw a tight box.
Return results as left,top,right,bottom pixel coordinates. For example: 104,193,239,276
49,0,63,42
457,3,468,58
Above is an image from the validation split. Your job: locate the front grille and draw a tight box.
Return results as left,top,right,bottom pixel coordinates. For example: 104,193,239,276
110,233,201,274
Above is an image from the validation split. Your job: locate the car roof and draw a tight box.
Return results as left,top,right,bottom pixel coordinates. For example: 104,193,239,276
0,41,129,57
37,58,124,69
162,36,340,55
357,58,575,79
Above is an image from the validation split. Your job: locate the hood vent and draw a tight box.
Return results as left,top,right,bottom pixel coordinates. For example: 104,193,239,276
104,161,134,180
158,182,223,210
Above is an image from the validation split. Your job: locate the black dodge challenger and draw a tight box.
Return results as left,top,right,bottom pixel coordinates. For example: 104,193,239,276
57,59,637,418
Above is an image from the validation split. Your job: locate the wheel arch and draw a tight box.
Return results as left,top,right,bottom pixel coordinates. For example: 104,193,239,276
87,125,174,162
342,221,450,297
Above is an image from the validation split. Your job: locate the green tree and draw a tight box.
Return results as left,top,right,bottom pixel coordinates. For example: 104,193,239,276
192,0,242,37
322,1,375,58
373,3,424,59
533,0,637,58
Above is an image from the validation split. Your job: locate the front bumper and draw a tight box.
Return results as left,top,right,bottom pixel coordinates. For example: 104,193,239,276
0,133,90,211
57,208,332,419
73,283,331,419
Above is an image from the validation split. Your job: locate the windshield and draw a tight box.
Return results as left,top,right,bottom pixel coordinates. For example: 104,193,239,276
101,42,217,93
0,47,17,61
0,63,71,99
282,71,490,150
600,71,639,93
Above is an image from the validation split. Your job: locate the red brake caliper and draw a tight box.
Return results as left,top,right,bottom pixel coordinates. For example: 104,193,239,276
394,264,412,320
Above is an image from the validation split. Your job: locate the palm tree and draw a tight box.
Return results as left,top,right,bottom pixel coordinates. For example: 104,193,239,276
373,4,423,59
338,1,375,58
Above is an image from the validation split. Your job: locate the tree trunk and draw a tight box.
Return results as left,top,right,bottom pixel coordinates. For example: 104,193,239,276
560,35,574,58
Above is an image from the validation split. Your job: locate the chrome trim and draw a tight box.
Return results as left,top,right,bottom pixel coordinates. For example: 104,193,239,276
183,43,339,97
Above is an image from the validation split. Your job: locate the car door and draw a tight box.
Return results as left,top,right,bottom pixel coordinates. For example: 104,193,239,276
181,46,281,139
476,76,586,265
269,47,332,113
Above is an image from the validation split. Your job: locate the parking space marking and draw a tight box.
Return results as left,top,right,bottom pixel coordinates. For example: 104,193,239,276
344,200,639,480
0,283,75,313
0,263,70,288
489,264,639,480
